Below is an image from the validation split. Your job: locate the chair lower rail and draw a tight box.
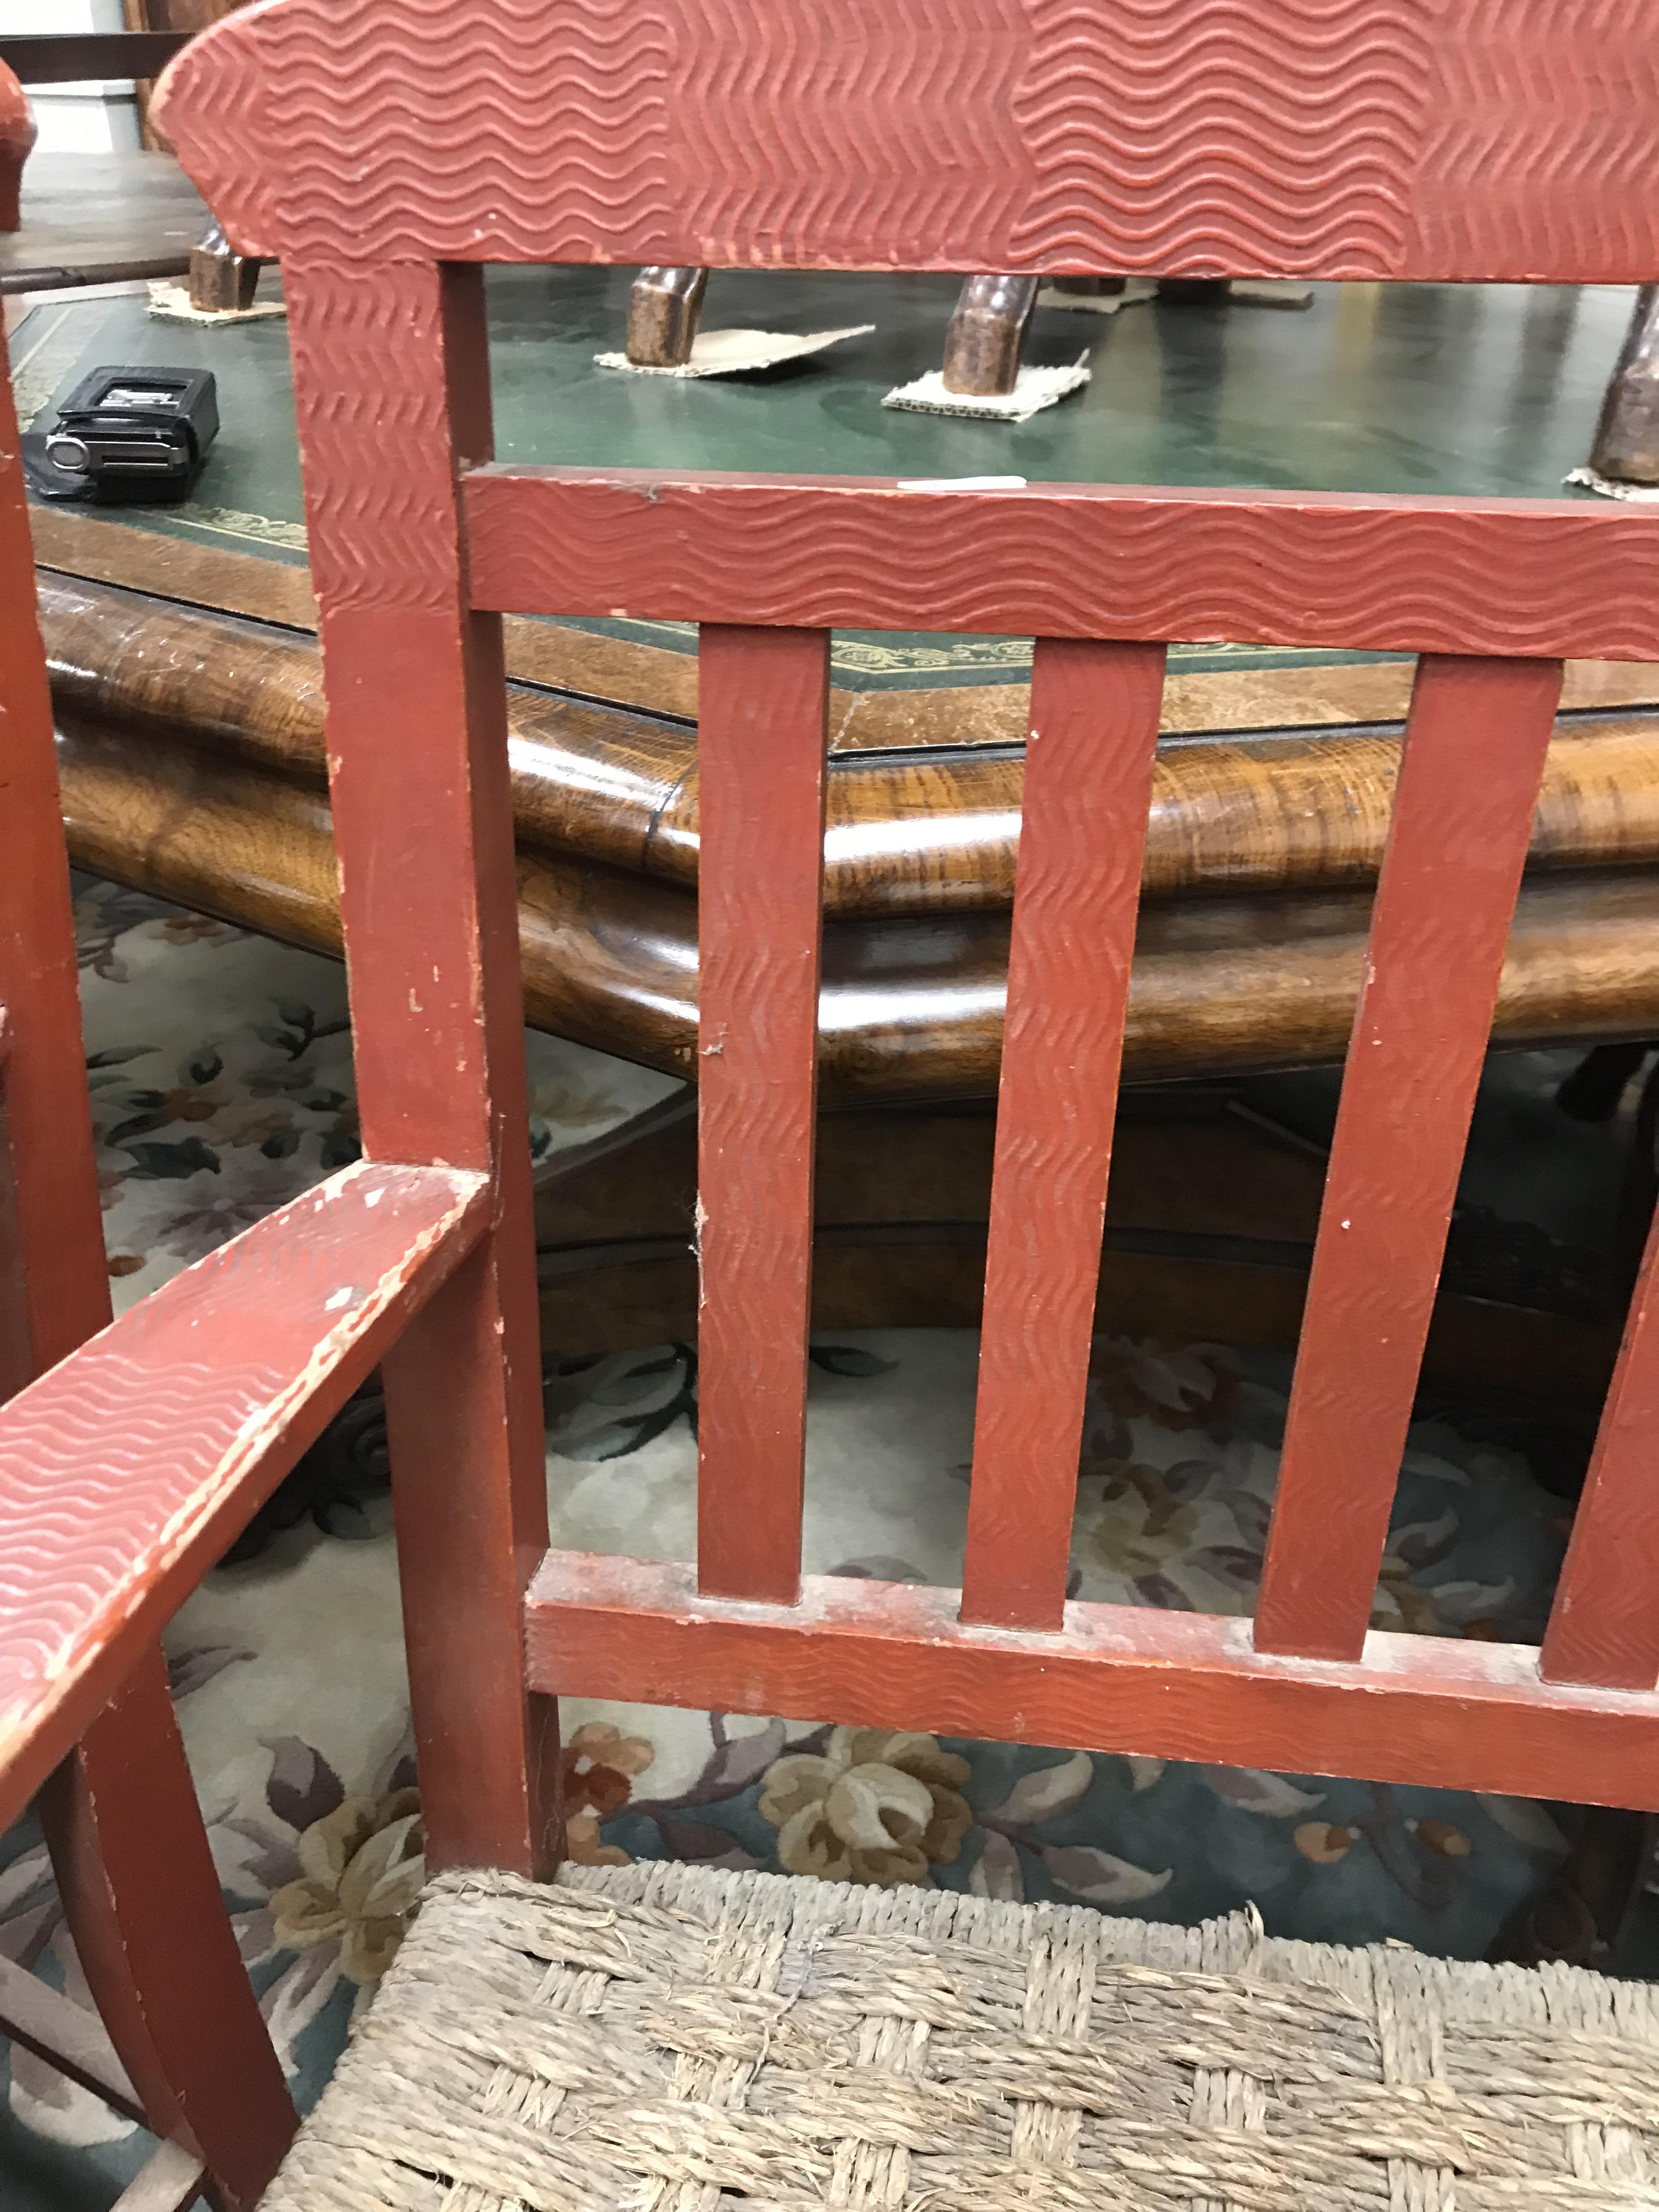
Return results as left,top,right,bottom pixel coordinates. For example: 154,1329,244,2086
525,1550,1659,1809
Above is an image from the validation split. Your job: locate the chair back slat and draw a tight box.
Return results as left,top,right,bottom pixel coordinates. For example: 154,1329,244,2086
1254,656,1562,1661
1541,1221,1659,1691
961,639,1165,1632
695,625,830,1604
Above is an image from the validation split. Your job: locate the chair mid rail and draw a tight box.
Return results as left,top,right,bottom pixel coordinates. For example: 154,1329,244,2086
462,467,1659,664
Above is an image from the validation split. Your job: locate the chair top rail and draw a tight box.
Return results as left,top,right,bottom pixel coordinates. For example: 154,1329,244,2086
464,468,1659,662
153,0,1659,287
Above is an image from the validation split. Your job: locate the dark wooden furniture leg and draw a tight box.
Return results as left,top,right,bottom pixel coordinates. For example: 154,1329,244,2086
1589,284,1659,487
625,266,708,367
941,273,1039,396
1049,275,1126,300
0,61,32,234
187,216,259,313
1556,1040,1654,1124
1158,277,1235,305
40,1651,296,2211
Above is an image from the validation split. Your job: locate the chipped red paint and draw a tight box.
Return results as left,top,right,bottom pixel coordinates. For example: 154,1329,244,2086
282,259,560,1878
1543,1200,1659,1691
1,323,298,2202
0,1161,487,1829
43,0,1652,2067
695,627,830,1605
525,1552,1659,1810
1255,658,1564,1662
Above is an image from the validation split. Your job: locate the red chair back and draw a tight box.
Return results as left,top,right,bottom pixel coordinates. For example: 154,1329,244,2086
153,0,1659,1855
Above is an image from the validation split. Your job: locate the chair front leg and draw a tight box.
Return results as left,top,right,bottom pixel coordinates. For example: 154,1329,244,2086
40,1642,296,2212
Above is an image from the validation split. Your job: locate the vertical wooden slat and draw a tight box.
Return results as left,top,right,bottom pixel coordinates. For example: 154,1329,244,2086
961,639,1166,1631
1254,654,1562,1661
284,261,558,1875
695,625,829,1603
1541,1208,1659,1689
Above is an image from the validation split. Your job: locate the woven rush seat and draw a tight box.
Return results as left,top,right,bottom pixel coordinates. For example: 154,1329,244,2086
263,1862,1659,2211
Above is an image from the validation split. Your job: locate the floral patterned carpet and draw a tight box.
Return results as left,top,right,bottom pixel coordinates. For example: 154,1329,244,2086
0,878,1644,2207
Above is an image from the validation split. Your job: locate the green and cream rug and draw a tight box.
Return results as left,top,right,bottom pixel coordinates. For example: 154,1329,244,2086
0,878,1640,2207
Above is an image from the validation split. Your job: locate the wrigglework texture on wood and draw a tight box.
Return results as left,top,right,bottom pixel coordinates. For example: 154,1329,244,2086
465,472,1659,664
962,640,1164,1631
283,257,560,1880
150,0,1659,1887
0,1163,486,1831
155,0,1659,283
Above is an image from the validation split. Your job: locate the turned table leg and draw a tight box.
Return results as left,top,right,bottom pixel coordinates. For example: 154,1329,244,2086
188,217,261,313
941,273,1040,396
0,63,36,235
626,266,709,368
1589,283,1659,487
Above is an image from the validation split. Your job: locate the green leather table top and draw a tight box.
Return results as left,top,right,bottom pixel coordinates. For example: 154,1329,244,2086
14,267,1634,692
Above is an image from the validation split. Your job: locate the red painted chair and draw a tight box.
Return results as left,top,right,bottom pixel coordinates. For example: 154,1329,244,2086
0,317,296,2200
6,1,1659,2200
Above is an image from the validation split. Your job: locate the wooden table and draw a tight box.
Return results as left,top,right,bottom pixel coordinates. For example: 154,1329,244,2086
18,268,1656,1398
1,151,204,294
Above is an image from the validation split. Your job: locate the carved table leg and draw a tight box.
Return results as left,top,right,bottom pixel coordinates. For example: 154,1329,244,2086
625,267,708,368
1555,1041,1653,1125
0,62,36,235
188,218,261,314
941,274,1040,397
1491,1806,1658,1970
1589,283,1659,487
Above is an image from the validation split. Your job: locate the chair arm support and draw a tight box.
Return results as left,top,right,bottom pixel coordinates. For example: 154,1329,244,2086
0,1160,489,1827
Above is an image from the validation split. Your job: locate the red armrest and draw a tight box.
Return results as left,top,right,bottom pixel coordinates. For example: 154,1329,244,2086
0,1160,488,1826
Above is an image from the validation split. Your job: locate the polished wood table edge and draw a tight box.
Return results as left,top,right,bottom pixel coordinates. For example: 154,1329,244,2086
1,151,206,295
39,556,1659,926
38,509,1657,742
55,707,1659,1098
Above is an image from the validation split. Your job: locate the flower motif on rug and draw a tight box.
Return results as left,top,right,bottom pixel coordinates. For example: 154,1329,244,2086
269,1788,425,1984
758,1728,973,1887
73,877,678,1315
560,1722,654,1867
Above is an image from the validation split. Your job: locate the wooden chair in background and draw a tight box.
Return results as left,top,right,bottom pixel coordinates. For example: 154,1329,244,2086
4,0,1659,2200
0,272,295,2205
